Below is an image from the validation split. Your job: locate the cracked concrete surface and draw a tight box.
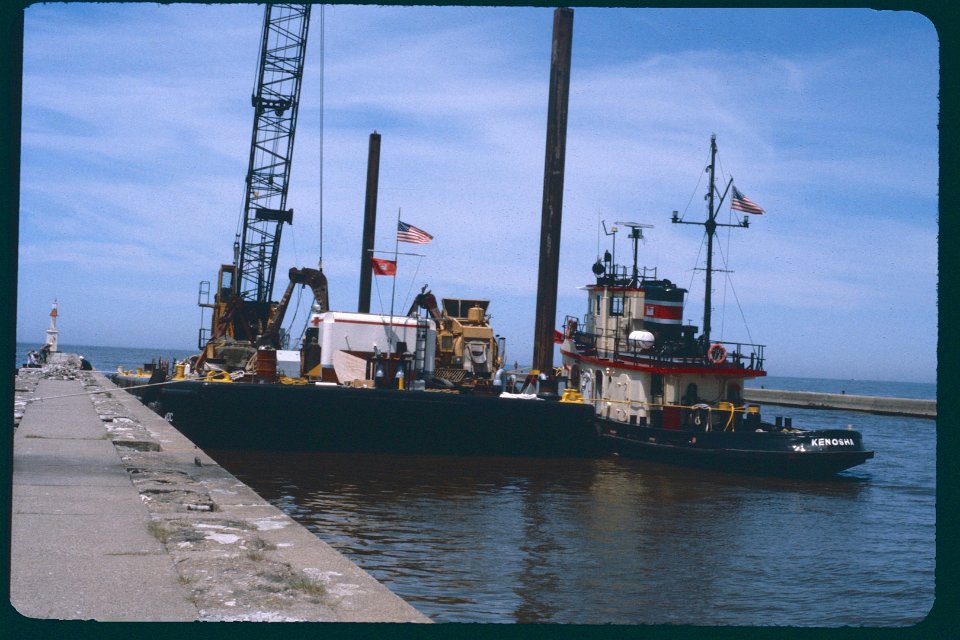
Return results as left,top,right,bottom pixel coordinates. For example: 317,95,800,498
11,364,430,623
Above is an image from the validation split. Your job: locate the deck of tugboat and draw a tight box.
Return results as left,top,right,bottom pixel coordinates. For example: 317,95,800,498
9,361,430,623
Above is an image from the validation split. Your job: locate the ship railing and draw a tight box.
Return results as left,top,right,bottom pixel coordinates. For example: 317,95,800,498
706,340,765,371
586,395,759,432
593,264,659,287
564,320,765,371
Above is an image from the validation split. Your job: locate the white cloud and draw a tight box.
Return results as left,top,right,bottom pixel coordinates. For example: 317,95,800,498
17,5,938,381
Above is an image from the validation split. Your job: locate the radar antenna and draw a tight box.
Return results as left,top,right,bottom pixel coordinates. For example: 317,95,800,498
614,221,653,287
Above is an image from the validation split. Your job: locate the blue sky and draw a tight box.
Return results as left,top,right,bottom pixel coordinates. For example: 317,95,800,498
16,4,938,383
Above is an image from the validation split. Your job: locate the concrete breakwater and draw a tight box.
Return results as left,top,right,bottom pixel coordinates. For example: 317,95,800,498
743,388,936,419
10,361,430,622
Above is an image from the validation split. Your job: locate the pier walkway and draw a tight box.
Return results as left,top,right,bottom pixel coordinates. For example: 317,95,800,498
10,365,430,623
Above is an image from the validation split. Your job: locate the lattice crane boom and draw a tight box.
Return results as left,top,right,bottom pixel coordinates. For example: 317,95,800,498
236,3,311,303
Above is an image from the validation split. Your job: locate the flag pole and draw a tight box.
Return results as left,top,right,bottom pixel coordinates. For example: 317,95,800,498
388,207,401,357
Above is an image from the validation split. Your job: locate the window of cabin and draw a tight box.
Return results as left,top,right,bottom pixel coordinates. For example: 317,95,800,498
610,294,624,316
652,374,664,397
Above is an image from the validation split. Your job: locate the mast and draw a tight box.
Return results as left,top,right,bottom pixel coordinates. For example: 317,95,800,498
704,136,717,343
671,135,748,348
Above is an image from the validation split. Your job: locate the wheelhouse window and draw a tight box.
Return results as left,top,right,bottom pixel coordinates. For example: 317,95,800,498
610,294,624,316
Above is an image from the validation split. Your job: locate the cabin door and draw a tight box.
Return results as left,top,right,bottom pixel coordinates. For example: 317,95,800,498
577,366,592,403
591,369,604,408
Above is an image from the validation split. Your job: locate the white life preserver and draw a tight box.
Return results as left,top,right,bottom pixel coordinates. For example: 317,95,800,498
707,343,727,364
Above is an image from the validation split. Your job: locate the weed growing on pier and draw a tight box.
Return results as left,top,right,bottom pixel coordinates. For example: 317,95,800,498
147,520,169,545
246,537,276,562
288,574,327,598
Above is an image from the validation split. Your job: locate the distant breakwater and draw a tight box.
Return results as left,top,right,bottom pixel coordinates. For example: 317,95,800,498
743,388,936,418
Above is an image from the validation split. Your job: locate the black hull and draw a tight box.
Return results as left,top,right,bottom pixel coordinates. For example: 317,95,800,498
600,420,874,477
111,372,165,403
143,380,601,457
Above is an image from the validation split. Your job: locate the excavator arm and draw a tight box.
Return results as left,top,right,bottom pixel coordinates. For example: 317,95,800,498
259,266,329,347
407,287,443,323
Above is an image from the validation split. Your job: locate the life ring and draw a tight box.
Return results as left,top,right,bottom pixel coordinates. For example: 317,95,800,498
707,343,727,364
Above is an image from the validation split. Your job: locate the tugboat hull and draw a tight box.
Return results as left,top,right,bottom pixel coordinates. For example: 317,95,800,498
149,380,601,457
599,420,874,477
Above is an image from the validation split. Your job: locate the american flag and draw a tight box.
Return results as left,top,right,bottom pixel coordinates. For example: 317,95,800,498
397,220,433,244
730,186,764,215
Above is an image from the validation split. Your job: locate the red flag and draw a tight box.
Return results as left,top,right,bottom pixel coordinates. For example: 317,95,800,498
370,257,397,276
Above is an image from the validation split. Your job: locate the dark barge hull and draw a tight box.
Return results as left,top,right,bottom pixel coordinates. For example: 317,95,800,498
139,380,601,457
112,371,165,401
600,421,874,477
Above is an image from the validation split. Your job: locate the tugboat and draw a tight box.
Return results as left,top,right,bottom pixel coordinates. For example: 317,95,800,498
559,136,873,477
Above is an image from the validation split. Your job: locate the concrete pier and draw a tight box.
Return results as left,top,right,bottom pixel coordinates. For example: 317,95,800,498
743,387,936,419
10,363,430,622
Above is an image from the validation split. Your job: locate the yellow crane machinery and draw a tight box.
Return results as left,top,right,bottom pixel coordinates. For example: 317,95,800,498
408,289,504,386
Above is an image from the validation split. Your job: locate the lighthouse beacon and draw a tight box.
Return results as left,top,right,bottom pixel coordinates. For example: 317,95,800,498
45,299,59,353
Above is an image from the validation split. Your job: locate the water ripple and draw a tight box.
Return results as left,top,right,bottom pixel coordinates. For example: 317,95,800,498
209,408,935,625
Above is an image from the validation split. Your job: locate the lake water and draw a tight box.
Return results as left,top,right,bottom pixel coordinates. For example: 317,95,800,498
212,393,937,625
746,375,935,401
17,343,936,625
14,342,197,374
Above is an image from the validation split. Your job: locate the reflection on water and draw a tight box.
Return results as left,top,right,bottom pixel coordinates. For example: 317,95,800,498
211,414,934,626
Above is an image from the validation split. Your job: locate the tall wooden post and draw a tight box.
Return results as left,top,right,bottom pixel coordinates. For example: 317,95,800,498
532,8,573,374
358,131,381,313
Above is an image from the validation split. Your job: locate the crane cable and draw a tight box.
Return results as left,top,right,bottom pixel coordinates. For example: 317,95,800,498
292,5,325,349
317,4,325,271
